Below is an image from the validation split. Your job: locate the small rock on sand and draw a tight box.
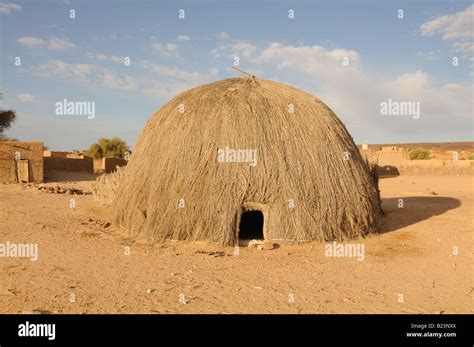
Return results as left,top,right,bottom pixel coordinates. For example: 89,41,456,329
248,239,264,248
21,310,50,314
257,242,274,251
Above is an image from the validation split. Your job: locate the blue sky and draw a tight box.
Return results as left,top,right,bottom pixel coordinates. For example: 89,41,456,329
1,0,472,150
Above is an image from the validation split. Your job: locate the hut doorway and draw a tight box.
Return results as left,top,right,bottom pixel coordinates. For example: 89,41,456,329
239,210,264,240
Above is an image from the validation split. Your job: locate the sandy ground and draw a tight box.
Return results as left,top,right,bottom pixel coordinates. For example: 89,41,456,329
0,175,472,314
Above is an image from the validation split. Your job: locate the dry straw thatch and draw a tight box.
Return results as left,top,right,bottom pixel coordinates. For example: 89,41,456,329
111,77,380,245
92,166,126,206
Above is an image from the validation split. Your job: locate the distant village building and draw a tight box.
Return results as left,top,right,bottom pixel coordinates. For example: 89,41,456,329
43,150,85,159
93,157,128,174
43,150,93,174
0,142,44,183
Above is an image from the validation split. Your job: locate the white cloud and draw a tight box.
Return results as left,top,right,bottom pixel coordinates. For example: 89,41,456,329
249,42,360,74
110,55,126,64
23,60,96,81
17,36,46,47
166,43,177,51
90,32,121,42
453,42,474,54
211,41,258,60
420,5,473,41
442,83,465,93
176,35,190,41
152,42,179,56
142,81,191,99
232,42,257,58
139,62,219,99
21,59,137,92
47,37,75,50
21,58,218,101
142,83,171,99
211,45,225,58
0,2,21,14
86,52,107,60
416,50,440,60
17,36,75,50
420,5,473,63
86,52,128,65
208,67,219,76
218,32,230,40
100,72,138,91
141,67,218,99
16,93,34,102
140,60,218,84
213,41,472,141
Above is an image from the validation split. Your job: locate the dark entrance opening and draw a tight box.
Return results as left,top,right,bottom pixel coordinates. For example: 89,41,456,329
239,210,264,240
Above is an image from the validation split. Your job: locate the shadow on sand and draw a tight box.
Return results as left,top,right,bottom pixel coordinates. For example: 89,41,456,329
378,196,461,234
44,170,98,183
378,166,400,177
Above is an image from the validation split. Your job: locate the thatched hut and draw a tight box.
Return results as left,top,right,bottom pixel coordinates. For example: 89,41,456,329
111,77,380,245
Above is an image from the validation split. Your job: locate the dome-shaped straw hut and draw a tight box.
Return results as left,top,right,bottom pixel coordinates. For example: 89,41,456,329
111,77,380,245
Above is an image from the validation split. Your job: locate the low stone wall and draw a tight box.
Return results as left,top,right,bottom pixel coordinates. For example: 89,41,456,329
44,151,84,159
0,141,44,183
104,157,127,173
93,157,128,173
398,160,474,176
44,156,93,173
359,147,473,176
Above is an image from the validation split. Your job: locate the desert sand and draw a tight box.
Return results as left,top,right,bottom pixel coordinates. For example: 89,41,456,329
0,175,472,313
